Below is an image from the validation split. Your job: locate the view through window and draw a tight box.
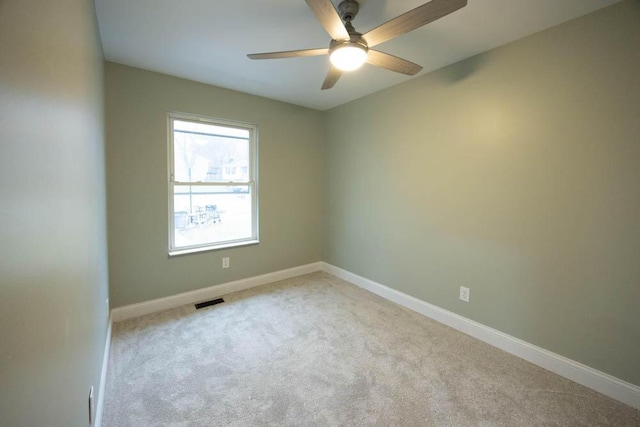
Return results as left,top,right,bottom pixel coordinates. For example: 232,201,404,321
168,113,258,254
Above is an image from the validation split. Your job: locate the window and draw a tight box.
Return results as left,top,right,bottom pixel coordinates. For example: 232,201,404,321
168,113,258,255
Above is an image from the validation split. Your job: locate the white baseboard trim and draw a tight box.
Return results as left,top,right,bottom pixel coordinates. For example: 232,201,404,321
94,316,112,427
105,260,640,409
111,262,323,322
320,262,640,410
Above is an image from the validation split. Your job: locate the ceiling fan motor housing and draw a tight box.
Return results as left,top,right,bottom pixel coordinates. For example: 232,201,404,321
329,35,367,52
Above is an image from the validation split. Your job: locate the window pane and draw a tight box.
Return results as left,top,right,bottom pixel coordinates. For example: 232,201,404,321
173,185,253,249
173,120,250,183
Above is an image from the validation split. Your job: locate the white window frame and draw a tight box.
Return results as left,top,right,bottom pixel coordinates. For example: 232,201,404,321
167,112,259,256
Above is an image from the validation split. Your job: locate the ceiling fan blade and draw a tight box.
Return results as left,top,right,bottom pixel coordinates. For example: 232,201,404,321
247,48,329,60
367,50,423,76
305,0,350,41
321,66,342,90
363,0,467,48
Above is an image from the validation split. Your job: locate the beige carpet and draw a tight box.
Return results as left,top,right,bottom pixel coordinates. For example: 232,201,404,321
103,272,639,426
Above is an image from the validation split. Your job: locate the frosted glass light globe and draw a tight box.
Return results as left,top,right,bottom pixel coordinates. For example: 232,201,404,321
330,43,368,71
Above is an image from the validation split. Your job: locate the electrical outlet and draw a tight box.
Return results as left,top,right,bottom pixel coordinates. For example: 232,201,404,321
88,386,95,424
459,286,470,303
222,257,230,269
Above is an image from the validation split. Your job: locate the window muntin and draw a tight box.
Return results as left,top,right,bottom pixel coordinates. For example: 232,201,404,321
168,113,258,255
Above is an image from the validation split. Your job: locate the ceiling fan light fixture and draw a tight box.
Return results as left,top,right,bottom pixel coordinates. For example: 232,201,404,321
248,0,468,89
329,42,368,71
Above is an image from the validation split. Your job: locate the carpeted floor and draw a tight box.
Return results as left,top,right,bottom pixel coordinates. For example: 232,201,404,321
103,272,640,426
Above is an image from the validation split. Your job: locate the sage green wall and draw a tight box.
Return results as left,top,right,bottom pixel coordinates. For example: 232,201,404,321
106,63,324,307
324,1,640,386
0,1,109,426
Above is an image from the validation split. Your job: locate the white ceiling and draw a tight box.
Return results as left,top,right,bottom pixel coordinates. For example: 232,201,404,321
96,0,621,111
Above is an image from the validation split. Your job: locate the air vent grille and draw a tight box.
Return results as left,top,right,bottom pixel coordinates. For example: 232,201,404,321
195,298,225,310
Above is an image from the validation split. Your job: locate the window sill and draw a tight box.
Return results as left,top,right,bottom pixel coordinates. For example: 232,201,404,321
169,239,259,257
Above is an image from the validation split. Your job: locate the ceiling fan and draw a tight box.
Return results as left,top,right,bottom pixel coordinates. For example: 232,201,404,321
247,0,467,90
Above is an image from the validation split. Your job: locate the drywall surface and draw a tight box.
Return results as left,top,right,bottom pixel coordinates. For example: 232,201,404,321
105,63,324,307
324,1,640,386
0,1,110,426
